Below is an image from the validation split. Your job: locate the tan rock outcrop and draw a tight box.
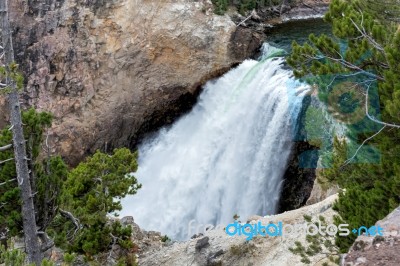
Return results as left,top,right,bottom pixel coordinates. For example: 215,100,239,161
2,0,262,165
306,170,339,205
343,206,400,266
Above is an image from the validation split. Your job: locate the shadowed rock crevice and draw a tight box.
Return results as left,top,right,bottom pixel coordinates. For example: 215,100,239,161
278,95,319,213
278,140,318,213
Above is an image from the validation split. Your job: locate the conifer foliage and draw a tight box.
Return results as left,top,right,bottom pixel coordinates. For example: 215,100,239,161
54,148,141,255
0,109,67,240
287,0,400,252
211,0,285,15
1,109,142,260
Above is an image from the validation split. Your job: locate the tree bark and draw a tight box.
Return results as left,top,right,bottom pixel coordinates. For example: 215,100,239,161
0,0,42,264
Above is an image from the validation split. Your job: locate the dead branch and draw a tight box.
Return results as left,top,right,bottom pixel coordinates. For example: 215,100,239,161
0,144,12,151
0,157,13,164
59,209,81,239
108,233,119,263
339,80,400,168
350,10,385,53
365,83,400,128
37,231,54,252
236,10,256,27
341,125,387,168
0,178,16,186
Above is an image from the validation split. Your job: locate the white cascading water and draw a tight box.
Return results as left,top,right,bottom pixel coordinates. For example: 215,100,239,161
120,44,310,240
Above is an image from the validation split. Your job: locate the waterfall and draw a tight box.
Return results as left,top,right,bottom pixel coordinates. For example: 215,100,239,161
120,44,309,240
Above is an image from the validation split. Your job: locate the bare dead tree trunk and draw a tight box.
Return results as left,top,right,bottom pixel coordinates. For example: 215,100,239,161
0,0,42,264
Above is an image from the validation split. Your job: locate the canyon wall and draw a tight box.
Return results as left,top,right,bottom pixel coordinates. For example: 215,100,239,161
1,0,331,165
2,0,261,165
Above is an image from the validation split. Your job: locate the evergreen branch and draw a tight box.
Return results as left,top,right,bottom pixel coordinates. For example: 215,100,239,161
349,10,386,54
328,52,385,80
348,9,392,69
300,53,385,81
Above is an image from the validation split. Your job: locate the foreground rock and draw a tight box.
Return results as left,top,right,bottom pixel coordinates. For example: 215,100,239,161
343,206,400,266
2,0,262,165
44,216,167,265
139,194,338,266
306,174,338,206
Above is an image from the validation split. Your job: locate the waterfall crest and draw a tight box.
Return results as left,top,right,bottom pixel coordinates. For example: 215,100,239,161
121,45,309,239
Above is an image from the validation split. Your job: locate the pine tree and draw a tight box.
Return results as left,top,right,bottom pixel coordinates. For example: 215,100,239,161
287,0,400,252
360,0,400,23
1,115,142,259
52,148,141,256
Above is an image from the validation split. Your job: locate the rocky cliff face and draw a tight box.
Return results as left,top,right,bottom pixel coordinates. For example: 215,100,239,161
1,0,332,167
2,0,261,165
343,206,400,266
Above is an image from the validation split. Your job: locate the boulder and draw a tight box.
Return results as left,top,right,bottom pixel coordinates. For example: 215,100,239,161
343,207,400,266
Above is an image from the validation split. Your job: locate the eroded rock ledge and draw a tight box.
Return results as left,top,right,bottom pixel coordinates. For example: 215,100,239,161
1,0,262,165
343,207,400,266
138,194,339,266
